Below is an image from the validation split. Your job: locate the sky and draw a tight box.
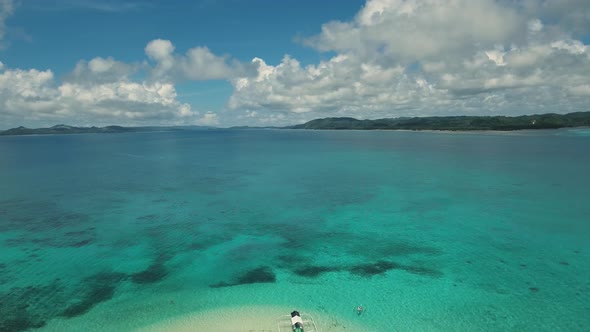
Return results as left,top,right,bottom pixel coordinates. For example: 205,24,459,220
1,0,590,129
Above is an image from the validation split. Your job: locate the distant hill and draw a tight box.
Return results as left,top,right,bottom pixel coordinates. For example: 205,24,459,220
286,112,590,131
4,112,589,136
0,124,213,136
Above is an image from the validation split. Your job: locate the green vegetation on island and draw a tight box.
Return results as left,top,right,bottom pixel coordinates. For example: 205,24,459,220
286,112,590,131
0,124,211,136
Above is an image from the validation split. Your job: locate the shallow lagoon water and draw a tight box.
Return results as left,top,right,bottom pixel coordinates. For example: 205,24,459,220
0,129,589,331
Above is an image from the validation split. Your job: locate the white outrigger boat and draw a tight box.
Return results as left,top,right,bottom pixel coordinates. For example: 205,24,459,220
277,310,319,332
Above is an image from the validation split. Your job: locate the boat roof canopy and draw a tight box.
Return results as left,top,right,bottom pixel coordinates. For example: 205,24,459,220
291,315,304,325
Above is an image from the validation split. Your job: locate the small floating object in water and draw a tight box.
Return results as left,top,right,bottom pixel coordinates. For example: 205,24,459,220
356,305,363,315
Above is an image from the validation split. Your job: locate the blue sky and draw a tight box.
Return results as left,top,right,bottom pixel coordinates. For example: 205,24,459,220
1,0,590,128
2,0,363,117
5,0,363,70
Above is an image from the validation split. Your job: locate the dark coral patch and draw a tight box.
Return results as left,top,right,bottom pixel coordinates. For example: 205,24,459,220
188,242,207,250
236,266,276,284
0,282,64,332
529,287,539,293
0,272,126,330
61,285,116,318
92,272,127,285
293,265,340,277
280,234,307,249
64,228,94,237
210,266,276,288
0,315,46,332
61,272,126,318
0,199,86,233
346,260,442,278
399,265,442,278
70,239,93,248
12,218,96,248
130,263,167,284
137,214,159,222
129,252,171,284
349,260,398,277
4,236,28,247
43,213,90,231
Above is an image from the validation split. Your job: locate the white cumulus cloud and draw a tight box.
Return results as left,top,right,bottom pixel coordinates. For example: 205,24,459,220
0,38,251,128
145,39,256,82
305,0,524,64
226,0,590,126
67,56,138,84
0,63,202,127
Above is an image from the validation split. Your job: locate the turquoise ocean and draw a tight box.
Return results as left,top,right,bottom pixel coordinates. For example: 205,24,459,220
1,129,589,331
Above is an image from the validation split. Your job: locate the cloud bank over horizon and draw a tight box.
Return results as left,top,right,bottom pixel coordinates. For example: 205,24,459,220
1,0,590,128
228,0,590,125
0,38,233,127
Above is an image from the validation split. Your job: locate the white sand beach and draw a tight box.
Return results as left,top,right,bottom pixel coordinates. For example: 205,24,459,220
139,305,369,332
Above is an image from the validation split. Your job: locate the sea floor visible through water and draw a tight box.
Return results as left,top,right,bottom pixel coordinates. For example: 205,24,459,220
0,128,589,331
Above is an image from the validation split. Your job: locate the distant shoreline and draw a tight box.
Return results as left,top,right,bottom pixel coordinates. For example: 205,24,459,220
0,125,213,137
2,111,589,136
285,111,590,131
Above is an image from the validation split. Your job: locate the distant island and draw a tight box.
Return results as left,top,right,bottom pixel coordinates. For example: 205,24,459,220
0,124,211,136
286,111,590,131
2,112,589,136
